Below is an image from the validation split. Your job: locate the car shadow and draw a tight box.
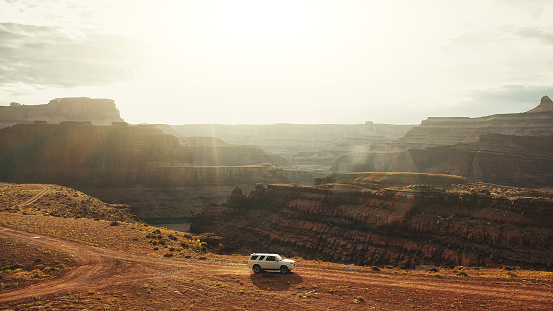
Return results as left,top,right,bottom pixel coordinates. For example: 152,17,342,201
249,271,303,291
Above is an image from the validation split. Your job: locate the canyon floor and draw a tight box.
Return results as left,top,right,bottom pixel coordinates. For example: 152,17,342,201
1,184,552,310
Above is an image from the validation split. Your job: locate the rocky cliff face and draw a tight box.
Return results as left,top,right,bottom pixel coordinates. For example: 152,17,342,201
394,96,553,150
191,173,553,269
333,96,553,188
393,134,553,188
0,122,291,223
0,97,124,127
0,122,193,186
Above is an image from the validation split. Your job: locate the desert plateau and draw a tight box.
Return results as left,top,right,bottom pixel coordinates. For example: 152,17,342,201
2,2,553,309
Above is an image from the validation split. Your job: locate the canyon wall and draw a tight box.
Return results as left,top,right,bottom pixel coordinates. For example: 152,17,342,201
191,174,553,269
0,122,289,222
177,136,277,166
393,134,553,188
169,122,414,183
0,122,287,187
0,122,193,186
0,97,124,127
393,95,553,150
333,96,553,189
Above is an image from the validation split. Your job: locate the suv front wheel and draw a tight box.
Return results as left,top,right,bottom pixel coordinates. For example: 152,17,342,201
252,265,262,274
280,266,289,274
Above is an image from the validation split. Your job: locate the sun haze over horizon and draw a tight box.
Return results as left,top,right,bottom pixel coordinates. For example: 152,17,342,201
0,0,552,125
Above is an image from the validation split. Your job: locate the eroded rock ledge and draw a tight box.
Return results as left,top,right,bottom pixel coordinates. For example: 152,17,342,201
191,173,553,269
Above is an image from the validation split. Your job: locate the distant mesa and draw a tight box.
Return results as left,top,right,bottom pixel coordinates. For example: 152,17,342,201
0,97,124,127
526,95,553,113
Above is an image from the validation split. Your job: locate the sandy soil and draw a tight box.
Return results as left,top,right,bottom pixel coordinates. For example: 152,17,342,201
1,184,552,310
1,226,552,311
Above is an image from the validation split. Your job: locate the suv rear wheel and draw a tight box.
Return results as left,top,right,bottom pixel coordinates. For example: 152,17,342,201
280,266,289,274
253,265,262,274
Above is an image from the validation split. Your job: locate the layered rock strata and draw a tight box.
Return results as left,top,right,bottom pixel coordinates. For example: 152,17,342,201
191,174,553,269
0,122,288,187
0,122,192,186
333,96,553,189
0,122,290,221
394,96,553,150
393,134,553,188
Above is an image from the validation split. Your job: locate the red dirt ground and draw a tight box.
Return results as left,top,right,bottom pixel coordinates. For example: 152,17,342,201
1,184,552,310
2,226,553,310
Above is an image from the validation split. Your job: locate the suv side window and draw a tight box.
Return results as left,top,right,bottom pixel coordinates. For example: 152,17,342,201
250,255,258,260
258,256,265,261
266,256,276,261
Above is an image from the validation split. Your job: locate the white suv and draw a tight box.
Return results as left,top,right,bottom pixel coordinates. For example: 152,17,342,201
248,253,296,274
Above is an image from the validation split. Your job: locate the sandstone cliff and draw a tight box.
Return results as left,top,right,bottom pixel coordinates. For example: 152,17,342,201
191,173,553,269
0,97,124,127
0,122,290,223
394,96,553,150
333,96,553,188
0,122,193,186
393,134,553,188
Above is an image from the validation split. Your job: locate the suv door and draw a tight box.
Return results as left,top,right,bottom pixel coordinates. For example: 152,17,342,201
264,256,280,270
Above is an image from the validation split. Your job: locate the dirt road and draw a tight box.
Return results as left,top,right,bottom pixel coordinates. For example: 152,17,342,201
1,226,552,310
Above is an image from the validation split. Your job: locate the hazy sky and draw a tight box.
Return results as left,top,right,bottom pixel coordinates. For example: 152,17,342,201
1,0,552,125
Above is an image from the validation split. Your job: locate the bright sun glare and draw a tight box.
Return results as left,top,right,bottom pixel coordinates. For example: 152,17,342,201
148,0,321,56
14,0,545,125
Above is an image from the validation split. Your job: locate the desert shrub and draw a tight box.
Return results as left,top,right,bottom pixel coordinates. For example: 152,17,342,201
109,221,119,226
506,271,518,278
191,239,206,252
456,271,468,277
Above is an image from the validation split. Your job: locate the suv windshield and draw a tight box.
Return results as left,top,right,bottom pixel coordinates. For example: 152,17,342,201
276,255,283,261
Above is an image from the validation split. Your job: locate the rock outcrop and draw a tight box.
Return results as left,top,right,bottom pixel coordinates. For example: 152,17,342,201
526,95,553,113
191,173,553,269
0,97,124,127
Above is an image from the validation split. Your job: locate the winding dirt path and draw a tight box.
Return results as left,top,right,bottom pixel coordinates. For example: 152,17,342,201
1,226,552,310
12,184,51,208
0,226,247,303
